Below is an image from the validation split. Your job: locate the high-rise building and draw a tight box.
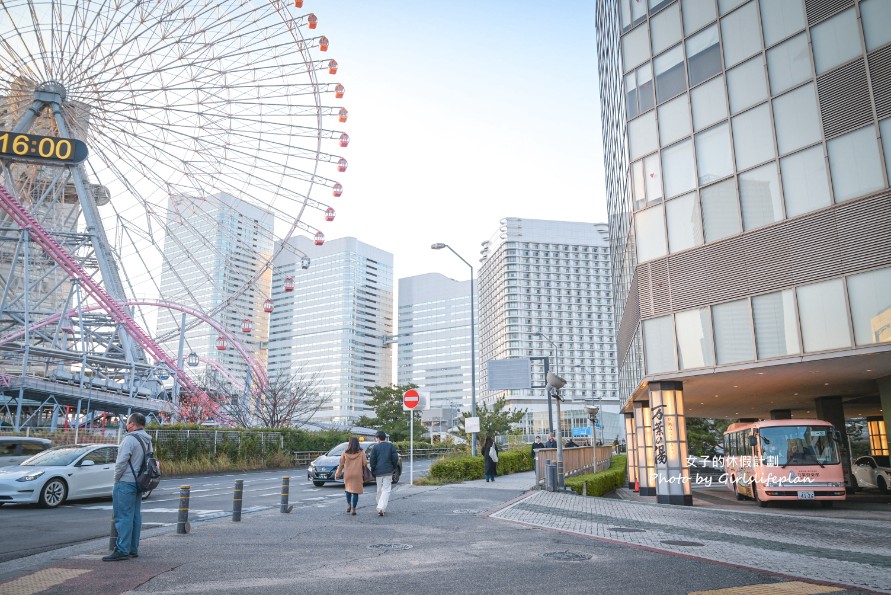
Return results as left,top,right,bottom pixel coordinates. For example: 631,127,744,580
478,218,620,441
397,273,476,433
596,0,891,503
157,192,273,389
268,236,393,425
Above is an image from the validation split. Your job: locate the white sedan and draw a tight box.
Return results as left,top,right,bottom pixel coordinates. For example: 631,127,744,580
851,455,890,494
0,443,119,508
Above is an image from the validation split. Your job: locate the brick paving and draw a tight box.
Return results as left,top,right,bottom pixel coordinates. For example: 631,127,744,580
491,489,891,594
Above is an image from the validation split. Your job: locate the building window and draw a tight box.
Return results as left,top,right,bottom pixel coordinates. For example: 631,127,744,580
676,308,715,369
797,279,852,352
634,204,667,263
700,178,740,242
827,126,885,202
739,163,783,230
721,1,761,68
655,45,687,104
626,63,655,119
628,111,659,161
752,290,800,358
682,0,717,35
620,0,648,32
695,122,733,184
847,267,891,346
772,83,821,156
662,139,697,197
686,24,722,86
632,153,663,210
643,315,677,374
712,299,755,364
651,2,682,55
767,33,812,95
861,0,891,51
727,55,768,115
811,8,861,75
658,93,692,145
691,75,728,131
665,192,703,253
780,145,831,218
718,0,746,14
760,0,805,47
623,23,650,73
732,103,775,170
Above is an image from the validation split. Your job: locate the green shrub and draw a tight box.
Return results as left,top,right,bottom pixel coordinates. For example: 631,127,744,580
565,455,627,497
427,447,535,483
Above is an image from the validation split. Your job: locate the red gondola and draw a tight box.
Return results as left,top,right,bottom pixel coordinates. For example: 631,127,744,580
294,0,303,7
328,60,338,75
215,336,227,351
314,231,325,245
264,298,274,313
325,207,335,221
332,183,343,197
242,318,252,333
337,158,348,172
338,107,348,123
307,14,317,29
319,36,329,51
339,133,350,147
284,276,295,292
335,84,345,99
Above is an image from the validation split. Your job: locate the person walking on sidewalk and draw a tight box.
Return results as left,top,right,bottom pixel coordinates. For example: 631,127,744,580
483,435,499,482
369,430,399,516
104,413,152,561
335,437,368,515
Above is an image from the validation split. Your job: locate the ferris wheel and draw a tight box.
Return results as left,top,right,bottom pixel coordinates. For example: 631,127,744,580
0,0,347,423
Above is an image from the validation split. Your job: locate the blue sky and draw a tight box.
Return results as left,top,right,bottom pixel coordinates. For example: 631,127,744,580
313,1,607,281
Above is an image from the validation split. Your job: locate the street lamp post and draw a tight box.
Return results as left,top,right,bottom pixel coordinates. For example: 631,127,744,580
536,331,564,488
431,243,477,457
576,365,601,445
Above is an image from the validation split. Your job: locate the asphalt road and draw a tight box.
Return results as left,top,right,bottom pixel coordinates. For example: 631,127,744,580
0,459,434,563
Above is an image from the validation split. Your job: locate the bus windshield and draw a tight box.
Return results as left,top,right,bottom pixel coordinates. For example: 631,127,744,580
759,425,839,466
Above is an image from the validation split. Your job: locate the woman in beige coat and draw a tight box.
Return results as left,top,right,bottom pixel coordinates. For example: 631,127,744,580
335,437,368,515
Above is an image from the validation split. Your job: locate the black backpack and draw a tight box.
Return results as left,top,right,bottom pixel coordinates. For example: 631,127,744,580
127,434,161,493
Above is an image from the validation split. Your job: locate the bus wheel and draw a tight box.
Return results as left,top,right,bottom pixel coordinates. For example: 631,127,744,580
754,488,767,508
733,480,744,501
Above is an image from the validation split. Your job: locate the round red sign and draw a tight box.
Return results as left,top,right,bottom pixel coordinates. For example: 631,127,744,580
403,389,420,409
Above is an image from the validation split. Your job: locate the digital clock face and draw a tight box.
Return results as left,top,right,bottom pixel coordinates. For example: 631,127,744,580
0,130,88,164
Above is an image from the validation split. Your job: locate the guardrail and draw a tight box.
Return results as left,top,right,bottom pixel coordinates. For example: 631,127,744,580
533,446,614,486
292,447,456,467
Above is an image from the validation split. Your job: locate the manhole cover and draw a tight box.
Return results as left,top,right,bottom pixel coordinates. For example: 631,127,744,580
367,543,413,551
607,527,645,533
452,509,482,515
661,540,704,547
543,551,592,561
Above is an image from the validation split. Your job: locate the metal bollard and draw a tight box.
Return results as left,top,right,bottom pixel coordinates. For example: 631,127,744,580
557,460,565,490
177,485,191,534
280,476,293,513
582,481,587,497
546,461,557,492
109,516,118,551
232,480,243,522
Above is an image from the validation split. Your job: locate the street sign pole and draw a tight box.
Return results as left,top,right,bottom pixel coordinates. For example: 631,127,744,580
403,389,421,486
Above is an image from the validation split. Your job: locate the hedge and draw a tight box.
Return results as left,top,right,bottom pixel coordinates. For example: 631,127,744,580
427,448,535,483
565,455,627,497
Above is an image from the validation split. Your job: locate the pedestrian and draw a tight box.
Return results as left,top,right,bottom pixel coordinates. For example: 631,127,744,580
334,436,368,515
545,433,558,448
530,435,545,460
483,435,498,482
104,413,152,562
565,437,578,448
369,430,399,517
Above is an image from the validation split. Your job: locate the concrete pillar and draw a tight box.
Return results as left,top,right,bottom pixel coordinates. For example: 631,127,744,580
878,377,891,455
624,412,638,489
633,400,655,497
769,409,791,420
649,382,692,506
814,396,853,490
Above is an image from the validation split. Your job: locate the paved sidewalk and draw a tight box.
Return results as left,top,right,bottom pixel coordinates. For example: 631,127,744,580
490,484,890,594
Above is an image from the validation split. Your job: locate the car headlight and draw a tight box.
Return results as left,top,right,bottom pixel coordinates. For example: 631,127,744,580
16,470,45,482
308,464,316,472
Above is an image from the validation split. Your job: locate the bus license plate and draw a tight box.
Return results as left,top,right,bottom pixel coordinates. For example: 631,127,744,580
798,491,815,499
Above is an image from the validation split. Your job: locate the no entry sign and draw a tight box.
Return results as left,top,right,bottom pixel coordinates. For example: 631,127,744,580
403,389,421,409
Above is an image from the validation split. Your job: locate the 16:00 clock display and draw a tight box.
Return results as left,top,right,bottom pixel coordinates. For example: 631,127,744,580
0,131,88,163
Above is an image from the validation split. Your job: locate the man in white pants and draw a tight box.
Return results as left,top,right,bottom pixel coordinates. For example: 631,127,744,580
368,430,399,516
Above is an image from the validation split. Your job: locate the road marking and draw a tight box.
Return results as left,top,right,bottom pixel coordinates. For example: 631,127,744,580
689,582,843,595
0,568,91,595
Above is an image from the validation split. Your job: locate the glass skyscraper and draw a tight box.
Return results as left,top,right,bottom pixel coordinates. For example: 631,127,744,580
597,0,891,501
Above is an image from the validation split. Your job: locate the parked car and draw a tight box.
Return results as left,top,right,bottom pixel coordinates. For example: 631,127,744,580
0,437,52,467
851,455,890,494
307,440,402,487
0,443,152,507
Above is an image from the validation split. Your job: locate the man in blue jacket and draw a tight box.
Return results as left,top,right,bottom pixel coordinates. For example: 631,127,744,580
369,430,399,517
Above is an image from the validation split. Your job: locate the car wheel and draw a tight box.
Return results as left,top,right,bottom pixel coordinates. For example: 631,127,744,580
39,478,67,508
878,476,889,495
141,489,152,500
313,480,325,487
391,467,401,485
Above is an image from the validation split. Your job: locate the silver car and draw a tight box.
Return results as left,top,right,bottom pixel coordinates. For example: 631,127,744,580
0,443,118,508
